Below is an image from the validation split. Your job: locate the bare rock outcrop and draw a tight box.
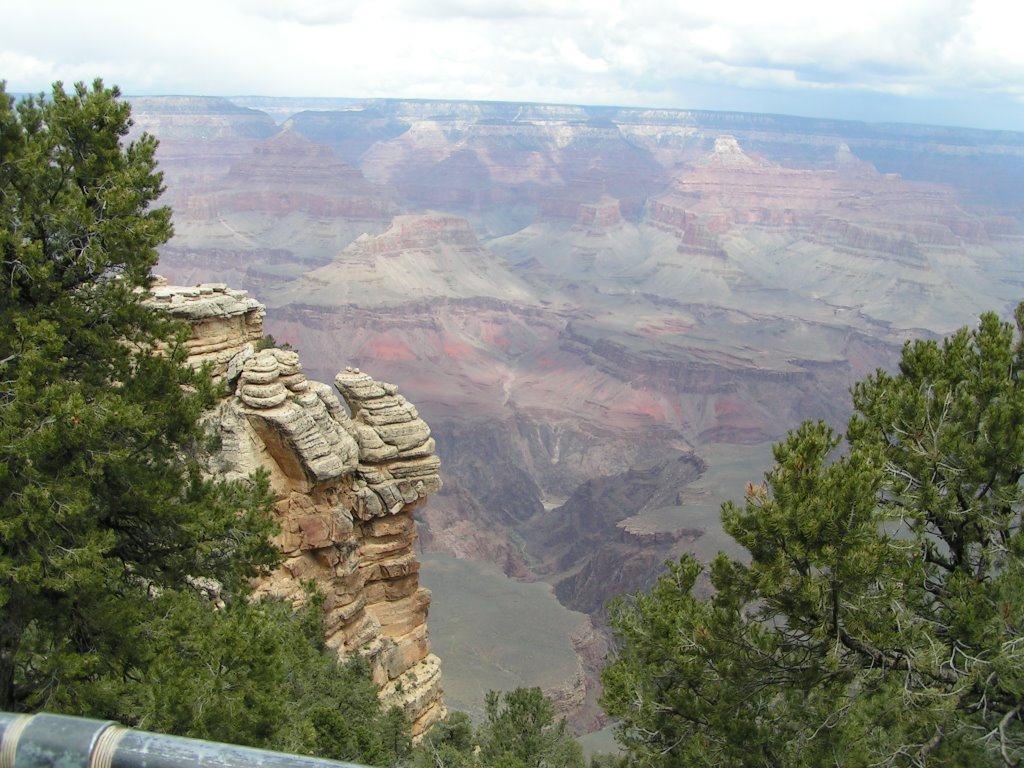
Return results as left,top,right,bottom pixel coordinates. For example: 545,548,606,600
148,281,446,737
649,134,986,262
573,195,624,235
147,277,265,383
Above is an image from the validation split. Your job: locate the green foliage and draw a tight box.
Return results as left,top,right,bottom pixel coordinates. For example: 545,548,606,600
587,753,630,768
602,307,1024,766
414,690,583,768
412,711,476,768
255,334,294,352
0,77,280,712
0,79,411,765
123,594,376,755
478,688,584,768
110,589,408,763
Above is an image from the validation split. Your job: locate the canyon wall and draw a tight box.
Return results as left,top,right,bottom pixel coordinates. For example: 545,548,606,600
147,279,445,738
135,96,1024,730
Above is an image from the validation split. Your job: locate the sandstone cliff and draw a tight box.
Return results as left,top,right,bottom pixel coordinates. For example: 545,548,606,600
147,279,445,737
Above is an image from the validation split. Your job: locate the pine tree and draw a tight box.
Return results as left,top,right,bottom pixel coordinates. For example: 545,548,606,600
0,79,413,761
478,688,584,768
413,690,584,768
601,307,1024,766
0,79,273,715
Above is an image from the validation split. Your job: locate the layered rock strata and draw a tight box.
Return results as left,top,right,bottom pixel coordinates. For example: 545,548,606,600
147,280,445,737
648,135,986,260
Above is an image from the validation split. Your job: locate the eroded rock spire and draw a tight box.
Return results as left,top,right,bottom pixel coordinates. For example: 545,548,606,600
148,280,446,737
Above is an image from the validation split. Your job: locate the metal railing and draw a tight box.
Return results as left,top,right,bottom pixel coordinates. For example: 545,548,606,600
0,712,370,768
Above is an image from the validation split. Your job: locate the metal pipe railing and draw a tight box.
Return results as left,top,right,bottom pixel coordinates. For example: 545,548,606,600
0,712,371,768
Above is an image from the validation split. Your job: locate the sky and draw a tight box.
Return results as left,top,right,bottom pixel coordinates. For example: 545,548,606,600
4,0,1024,131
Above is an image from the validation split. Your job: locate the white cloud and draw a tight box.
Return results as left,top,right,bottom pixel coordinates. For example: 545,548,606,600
3,0,1024,127
397,0,595,20
555,38,609,75
0,51,60,89
237,0,358,25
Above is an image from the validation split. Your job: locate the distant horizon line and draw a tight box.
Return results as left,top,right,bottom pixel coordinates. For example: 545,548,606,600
8,83,1024,137
114,92,1024,139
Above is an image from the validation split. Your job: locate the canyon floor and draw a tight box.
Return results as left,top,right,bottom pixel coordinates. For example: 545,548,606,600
135,95,1024,730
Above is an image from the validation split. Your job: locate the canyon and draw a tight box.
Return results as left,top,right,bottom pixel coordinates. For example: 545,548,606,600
131,96,1024,729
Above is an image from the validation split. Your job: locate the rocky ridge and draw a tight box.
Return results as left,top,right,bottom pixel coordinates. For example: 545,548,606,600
147,279,445,737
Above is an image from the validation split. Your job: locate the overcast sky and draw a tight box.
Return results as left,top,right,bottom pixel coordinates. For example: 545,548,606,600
3,0,1024,130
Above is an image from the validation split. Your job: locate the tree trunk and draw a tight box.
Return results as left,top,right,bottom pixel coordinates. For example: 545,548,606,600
0,615,25,710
